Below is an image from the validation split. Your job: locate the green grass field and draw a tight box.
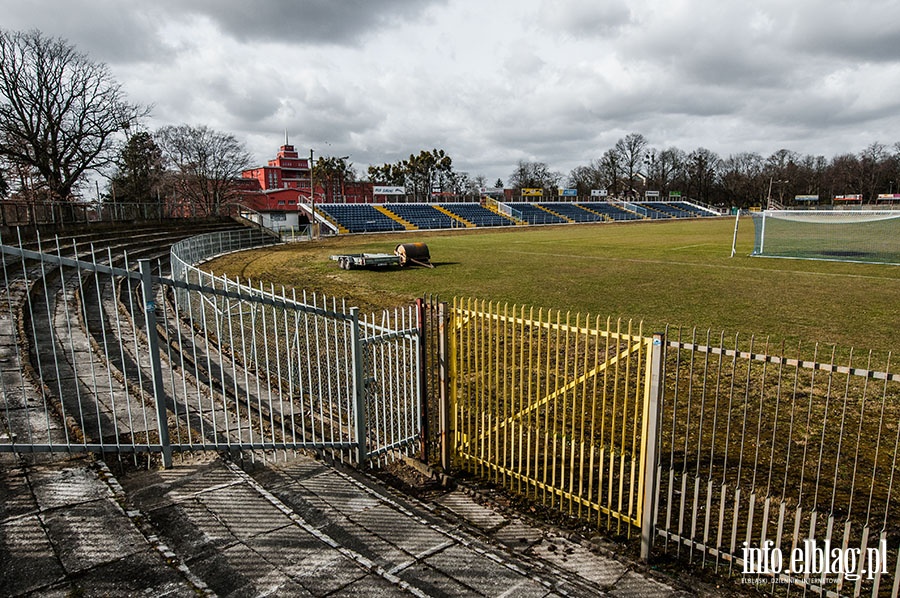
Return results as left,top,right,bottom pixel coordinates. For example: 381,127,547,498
205,217,900,357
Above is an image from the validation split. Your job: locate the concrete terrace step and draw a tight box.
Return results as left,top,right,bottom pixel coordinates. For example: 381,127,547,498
0,450,731,597
118,452,695,597
0,455,204,596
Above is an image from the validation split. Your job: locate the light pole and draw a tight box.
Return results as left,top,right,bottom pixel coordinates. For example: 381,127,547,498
309,148,317,240
766,177,788,209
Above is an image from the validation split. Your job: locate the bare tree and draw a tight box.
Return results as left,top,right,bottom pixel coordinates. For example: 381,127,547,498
720,152,764,208
567,164,599,196
615,133,648,198
598,149,623,197
686,148,721,203
508,160,561,197
0,29,146,201
156,124,252,217
644,147,686,196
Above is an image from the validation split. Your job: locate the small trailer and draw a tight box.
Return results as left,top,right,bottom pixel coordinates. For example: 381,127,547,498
330,253,400,270
330,242,433,270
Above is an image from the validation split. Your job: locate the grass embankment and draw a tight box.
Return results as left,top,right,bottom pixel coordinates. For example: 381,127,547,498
204,217,900,358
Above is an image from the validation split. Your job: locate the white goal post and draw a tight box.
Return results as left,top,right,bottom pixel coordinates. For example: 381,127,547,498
750,210,900,265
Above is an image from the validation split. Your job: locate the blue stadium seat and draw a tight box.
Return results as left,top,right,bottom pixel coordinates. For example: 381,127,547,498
538,203,605,223
385,203,458,229
440,203,515,227
506,203,567,224
318,204,405,233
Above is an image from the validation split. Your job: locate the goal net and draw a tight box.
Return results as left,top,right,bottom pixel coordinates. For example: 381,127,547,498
751,210,900,265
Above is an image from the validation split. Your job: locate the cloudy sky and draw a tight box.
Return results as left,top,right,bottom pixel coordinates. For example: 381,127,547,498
4,0,900,183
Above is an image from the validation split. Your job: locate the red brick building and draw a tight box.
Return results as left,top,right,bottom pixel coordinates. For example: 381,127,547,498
239,141,373,218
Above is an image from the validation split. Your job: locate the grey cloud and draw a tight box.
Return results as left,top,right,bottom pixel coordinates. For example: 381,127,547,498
167,0,446,46
784,3,900,63
536,1,632,37
0,0,172,64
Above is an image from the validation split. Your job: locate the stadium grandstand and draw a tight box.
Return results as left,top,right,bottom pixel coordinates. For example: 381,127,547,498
315,200,719,233
239,140,722,235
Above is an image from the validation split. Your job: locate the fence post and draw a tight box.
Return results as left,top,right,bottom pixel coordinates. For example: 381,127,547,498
416,298,428,463
640,332,665,561
350,307,367,466
139,259,173,468
438,301,452,473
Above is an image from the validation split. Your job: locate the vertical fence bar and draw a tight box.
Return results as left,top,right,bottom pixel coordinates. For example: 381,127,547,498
350,307,367,465
439,301,452,473
641,332,665,561
417,298,428,462
139,259,172,468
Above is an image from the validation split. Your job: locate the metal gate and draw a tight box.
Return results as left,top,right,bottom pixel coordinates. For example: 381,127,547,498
445,298,657,537
0,230,422,467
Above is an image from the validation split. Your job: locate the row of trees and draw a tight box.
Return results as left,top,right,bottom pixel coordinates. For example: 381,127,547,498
511,133,900,207
367,149,487,201
106,126,252,216
3,28,900,211
367,135,900,208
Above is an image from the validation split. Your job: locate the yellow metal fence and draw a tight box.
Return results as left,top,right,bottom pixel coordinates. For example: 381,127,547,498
449,298,654,536
422,297,900,595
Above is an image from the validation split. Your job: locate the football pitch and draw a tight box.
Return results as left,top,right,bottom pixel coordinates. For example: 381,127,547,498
205,217,900,357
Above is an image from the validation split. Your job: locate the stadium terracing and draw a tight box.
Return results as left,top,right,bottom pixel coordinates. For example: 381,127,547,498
313,199,719,234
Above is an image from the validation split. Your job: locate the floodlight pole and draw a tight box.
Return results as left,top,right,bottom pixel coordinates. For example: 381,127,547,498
310,148,317,241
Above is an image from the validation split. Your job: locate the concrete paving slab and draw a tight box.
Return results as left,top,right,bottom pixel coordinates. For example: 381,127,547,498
2,451,742,597
42,498,145,574
0,465,34,520
493,518,545,548
244,525,368,597
300,469,385,511
53,548,197,598
425,543,542,596
398,562,495,597
197,483,294,540
317,519,412,569
29,463,113,510
217,542,314,597
348,502,450,555
435,490,509,532
119,458,240,511
609,569,687,597
528,535,627,588
146,500,240,561
0,513,65,595
330,572,411,597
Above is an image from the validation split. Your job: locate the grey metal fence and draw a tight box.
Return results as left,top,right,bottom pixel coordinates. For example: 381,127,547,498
651,330,900,597
0,228,422,467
